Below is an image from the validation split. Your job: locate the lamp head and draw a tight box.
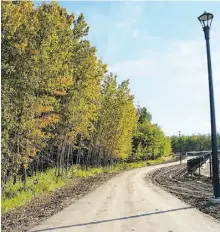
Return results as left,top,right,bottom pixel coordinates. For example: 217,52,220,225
198,11,213,28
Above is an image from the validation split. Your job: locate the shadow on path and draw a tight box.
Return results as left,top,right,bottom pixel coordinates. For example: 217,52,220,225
31,206,193,232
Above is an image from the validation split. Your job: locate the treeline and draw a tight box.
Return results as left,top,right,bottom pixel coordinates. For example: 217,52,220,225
170,133,220,153
1,1,171,187
132,107,171,161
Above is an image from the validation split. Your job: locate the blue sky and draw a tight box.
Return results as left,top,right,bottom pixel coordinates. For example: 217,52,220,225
51,1,220,136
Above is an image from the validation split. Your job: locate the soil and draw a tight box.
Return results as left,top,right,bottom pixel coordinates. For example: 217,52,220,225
148,164,220,221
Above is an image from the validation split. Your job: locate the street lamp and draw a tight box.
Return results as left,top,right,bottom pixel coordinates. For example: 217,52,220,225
198,11,220,199
179,131,182,164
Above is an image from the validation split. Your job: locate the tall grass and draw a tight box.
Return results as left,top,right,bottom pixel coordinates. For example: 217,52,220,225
1,156,172,213
2,169,66,213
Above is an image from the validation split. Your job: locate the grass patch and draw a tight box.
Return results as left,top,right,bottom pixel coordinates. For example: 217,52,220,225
1,156,172,213
1,169,66,213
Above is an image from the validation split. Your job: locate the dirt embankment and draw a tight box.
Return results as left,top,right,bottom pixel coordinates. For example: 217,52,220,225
148,164,220,221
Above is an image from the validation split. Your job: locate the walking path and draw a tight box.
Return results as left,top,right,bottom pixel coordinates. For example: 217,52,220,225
30,161,220,232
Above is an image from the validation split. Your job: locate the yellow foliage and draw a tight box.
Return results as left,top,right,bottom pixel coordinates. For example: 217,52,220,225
35,104,54,114
38,114,60,128
23,163,28,169
46,76,73,96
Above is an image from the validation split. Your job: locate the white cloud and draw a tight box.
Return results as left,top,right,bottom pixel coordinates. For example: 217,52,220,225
84,2,220,135
109,31,220,135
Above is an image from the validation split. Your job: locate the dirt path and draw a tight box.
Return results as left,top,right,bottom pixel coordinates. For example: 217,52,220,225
29,161,220,232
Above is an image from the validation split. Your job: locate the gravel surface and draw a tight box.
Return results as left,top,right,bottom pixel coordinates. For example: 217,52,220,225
30,161,220,232
1,159,176,232
148,164,220,221
1,173,118,232
3,161,220,232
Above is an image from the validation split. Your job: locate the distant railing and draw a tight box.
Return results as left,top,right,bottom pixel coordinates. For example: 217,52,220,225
187,152,211,175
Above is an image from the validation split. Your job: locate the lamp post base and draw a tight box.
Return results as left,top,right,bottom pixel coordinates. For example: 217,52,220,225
208,197,220,204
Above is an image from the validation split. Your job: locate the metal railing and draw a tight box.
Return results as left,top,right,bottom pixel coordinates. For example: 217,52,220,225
187,152,211,175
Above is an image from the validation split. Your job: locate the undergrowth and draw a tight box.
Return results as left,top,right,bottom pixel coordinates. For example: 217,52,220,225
1,156,171,213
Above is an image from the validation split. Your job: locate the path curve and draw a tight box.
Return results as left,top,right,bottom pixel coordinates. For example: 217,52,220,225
30,161,220,232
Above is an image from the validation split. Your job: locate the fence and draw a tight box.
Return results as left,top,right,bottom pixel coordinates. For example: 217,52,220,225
187,152,211,175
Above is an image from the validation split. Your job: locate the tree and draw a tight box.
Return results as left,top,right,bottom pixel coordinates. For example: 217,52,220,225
90,74,138,166
137,106,152,123
170,134,213,153
1,1,172,189
2,1,40,184
132,107,171,160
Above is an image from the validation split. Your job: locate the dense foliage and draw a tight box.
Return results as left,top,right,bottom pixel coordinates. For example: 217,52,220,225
132,107,171,161
1,1,171,191
170,133,220,153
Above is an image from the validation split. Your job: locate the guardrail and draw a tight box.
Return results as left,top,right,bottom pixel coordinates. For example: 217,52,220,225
187,152,211,175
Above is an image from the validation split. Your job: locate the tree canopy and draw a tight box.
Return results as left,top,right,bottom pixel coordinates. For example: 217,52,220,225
170,133,220,153
1,1,172,187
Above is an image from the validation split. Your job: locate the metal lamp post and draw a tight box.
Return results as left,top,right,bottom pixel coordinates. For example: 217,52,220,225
198,11,220,198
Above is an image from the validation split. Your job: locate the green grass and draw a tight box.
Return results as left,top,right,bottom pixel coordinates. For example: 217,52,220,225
1,156,173,213
1,168,66,213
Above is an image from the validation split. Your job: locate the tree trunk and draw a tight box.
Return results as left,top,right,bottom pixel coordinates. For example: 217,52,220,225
41,153,44,172
71,147,74,166
35,161,37,176
76,135,82,165
56,145,61,177
31,162,34,176
61,143,66,176
13,175,17,185
22,167,27,191
4,173,7,185
66,145,70,174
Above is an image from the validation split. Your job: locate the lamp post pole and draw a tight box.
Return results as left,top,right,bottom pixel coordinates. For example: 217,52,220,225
198,12,220,198
179,131,182,164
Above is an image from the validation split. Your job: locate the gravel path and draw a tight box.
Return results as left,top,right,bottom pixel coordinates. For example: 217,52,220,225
29,161,220,232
